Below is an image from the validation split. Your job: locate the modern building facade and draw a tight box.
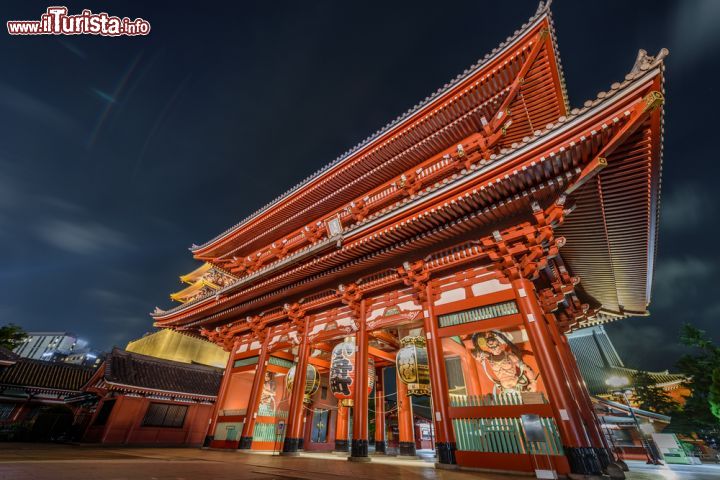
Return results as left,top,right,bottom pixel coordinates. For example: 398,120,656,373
150,2,668,476
12,332,88,361
567,326,687,401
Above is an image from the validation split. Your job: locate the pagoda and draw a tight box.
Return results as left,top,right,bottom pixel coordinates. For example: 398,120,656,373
151,2,667,476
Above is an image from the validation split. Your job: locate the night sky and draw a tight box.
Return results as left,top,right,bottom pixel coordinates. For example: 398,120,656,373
1,1,719,371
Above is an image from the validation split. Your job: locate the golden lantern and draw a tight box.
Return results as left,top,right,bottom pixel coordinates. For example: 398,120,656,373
287,363,320,404
396,335,431,396
329,337,375,406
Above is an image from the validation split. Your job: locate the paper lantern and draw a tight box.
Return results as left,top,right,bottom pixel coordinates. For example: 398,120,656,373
396,335,431,396
287,363,320,404
329,337,375,406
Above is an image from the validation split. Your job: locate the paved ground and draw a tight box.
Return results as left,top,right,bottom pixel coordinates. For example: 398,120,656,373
0,444,718,480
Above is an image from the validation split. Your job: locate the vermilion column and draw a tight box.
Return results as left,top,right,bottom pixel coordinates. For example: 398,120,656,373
238,333,272,449
396,367,416,456
374,367,386,454
335,403,349,451
350,299,370,460
423,283,457,466
203,338,238,448
512,278,601,475
549,318,615,468
281,318,310,455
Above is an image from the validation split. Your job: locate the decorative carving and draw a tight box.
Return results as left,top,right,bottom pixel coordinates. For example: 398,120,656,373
397,260,431,303
338,283,363,320
394,169,421,196
643,91,664,112
348,197,370,223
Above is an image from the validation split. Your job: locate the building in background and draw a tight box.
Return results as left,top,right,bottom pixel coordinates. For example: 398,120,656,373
12,332,88,362
0,346,95,441
82,348,222,446
567,326,688,402
63,350,104,368
126,328,228,368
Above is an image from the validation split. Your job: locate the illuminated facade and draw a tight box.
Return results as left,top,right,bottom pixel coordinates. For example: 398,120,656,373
151,2,667,475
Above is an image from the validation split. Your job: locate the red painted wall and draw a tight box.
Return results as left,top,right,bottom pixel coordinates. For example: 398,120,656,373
84,395,214,446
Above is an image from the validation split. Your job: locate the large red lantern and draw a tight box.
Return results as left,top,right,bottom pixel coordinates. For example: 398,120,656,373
329,337,375,406
286,363,320,404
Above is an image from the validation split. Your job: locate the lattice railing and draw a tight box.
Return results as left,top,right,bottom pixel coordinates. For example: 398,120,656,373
452,416,563,455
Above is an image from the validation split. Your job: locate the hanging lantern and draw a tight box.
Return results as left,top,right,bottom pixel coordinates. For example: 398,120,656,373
396,335,431,396
330,337,375,406
286,363,320,404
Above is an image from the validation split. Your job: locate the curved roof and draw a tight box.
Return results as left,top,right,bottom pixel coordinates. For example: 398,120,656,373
190,1,567,261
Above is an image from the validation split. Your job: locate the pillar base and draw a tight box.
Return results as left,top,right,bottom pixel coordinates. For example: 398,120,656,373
350,439,369,458
335,439,349,452
348,456,372,462
374,440,386,454
202,435,213,448
605,462,626,480
282,437,302,454
566,446,603,476
237,436,253,450
298,437,304,450
435,462,460,470
435,441,457,465
398,441,417,457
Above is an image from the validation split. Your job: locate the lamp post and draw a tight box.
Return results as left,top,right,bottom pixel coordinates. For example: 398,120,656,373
605,376,662,465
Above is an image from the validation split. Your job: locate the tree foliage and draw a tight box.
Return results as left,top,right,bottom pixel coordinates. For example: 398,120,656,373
0,323,27,350
671,324,720,436
632,370,678,415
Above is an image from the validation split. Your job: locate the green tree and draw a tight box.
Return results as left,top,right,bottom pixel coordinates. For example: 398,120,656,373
709,367,720,421
671,324,720,436
632,370,678,415
0,323,27,350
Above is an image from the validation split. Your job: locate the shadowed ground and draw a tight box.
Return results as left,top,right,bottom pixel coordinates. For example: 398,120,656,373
0,444,717,480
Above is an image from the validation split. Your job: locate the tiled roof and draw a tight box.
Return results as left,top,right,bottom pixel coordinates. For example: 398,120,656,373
0,357,94,392
102,347,223,397
190,1,564,256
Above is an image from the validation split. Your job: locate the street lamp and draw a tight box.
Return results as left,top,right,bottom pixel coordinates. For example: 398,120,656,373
605,376,662,465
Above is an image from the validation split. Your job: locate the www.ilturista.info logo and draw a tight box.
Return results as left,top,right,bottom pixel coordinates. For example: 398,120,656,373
7,7,150,36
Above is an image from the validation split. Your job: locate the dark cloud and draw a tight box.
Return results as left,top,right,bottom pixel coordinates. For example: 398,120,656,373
1,1,719,367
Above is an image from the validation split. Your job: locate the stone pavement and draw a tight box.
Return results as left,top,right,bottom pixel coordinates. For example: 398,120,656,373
0,444,715,480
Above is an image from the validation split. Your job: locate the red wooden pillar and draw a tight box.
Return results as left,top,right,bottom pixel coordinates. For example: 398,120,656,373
350,299,370,460
335,403,349,451
374,367,386,454
281,317,310,455
238,333,272,449
549,317,615,468
396,367,416,456
512,278,601,475
423,283,457,466
203,338,238,447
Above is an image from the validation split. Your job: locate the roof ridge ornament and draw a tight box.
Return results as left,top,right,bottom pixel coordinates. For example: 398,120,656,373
630,48,669,75
536,0,552,15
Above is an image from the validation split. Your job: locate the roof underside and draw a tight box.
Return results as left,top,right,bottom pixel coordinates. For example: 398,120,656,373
192,6,567,261
154,62,665,328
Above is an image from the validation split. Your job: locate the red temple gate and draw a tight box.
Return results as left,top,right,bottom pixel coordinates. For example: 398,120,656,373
151,2,667,476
